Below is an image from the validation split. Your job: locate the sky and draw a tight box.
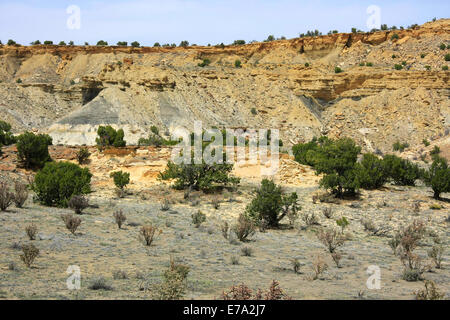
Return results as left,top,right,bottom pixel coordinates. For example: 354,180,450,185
0,0,448,46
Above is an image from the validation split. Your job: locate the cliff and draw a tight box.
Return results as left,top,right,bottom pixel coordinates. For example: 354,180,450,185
0,19,449,153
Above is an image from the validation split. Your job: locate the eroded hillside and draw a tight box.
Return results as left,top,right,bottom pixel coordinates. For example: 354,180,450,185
0,19,449,153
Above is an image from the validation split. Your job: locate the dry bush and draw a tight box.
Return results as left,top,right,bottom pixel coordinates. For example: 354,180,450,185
230,255,240,265
113,209,127,229
361,218,391,236
221,280,290,300
317,228,345,253
115,188,126,198
412,201,420,214
331,251,342,268
241,246,253,257
61,213,82,235
20,243,39,268
291,258,301,274
322,207,333,219
68,195,89,214
400,251,425,281
191,210,206,228
415,280,445,300
427,244,444,269
152,257,189,300
13,181,28,208
232,213,256,242
212,197,220,210
160,198,170,211
25,224,37,240
140,224,162,246
89,277,113,290
220,221,229,239
0,181,14,211
390,220,426,257
221,283,253,300
311,255,328,280
112,270,128,280
302,212,320,227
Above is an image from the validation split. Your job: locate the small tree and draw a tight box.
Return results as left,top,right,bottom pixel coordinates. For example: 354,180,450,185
96,125,126,150
235,60,242,68
131,41,140,48
110,171,130,190
16,132,52,169
0,120,16,150
159,160,239,192
355,153,389,190
423,156,450,199
307,138,361,197
179,41,189,47
246,179,299,228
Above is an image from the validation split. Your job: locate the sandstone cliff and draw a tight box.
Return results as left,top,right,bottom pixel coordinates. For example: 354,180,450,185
0,19,449,153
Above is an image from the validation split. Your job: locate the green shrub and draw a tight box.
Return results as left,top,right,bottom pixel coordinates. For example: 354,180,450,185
250,108,257,115
233,40,246,45
446,54,450,62
422,139,430,147
96,40,108,46
117,41,128,46
198,58,211,67
16,132,52,169
425,65,431,71
32,161,92,207
43,40,53,45
307,138,361,197
234,60,242,68
95,125,126,150
391,33,399,40
292,137,328,166
443,65,449,71
76,147,91,164
0,121,16,148
131,41,140,48
366,62,373,67
110,171,130,189
191,210,206,228
355,153,389,190
305,62,310,67
430,146,441,156
334,67,343,73
245,179,299,228
393,141,409,152
138,127,178,147
423,156,450,199
439,43,446,50
153,42,161,47
7,39,17,46
179,40,189,47
394,64,403,70
58,41,66,46
382,155,422,186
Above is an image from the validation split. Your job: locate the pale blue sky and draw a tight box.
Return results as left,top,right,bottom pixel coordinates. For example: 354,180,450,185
0,0,448,46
